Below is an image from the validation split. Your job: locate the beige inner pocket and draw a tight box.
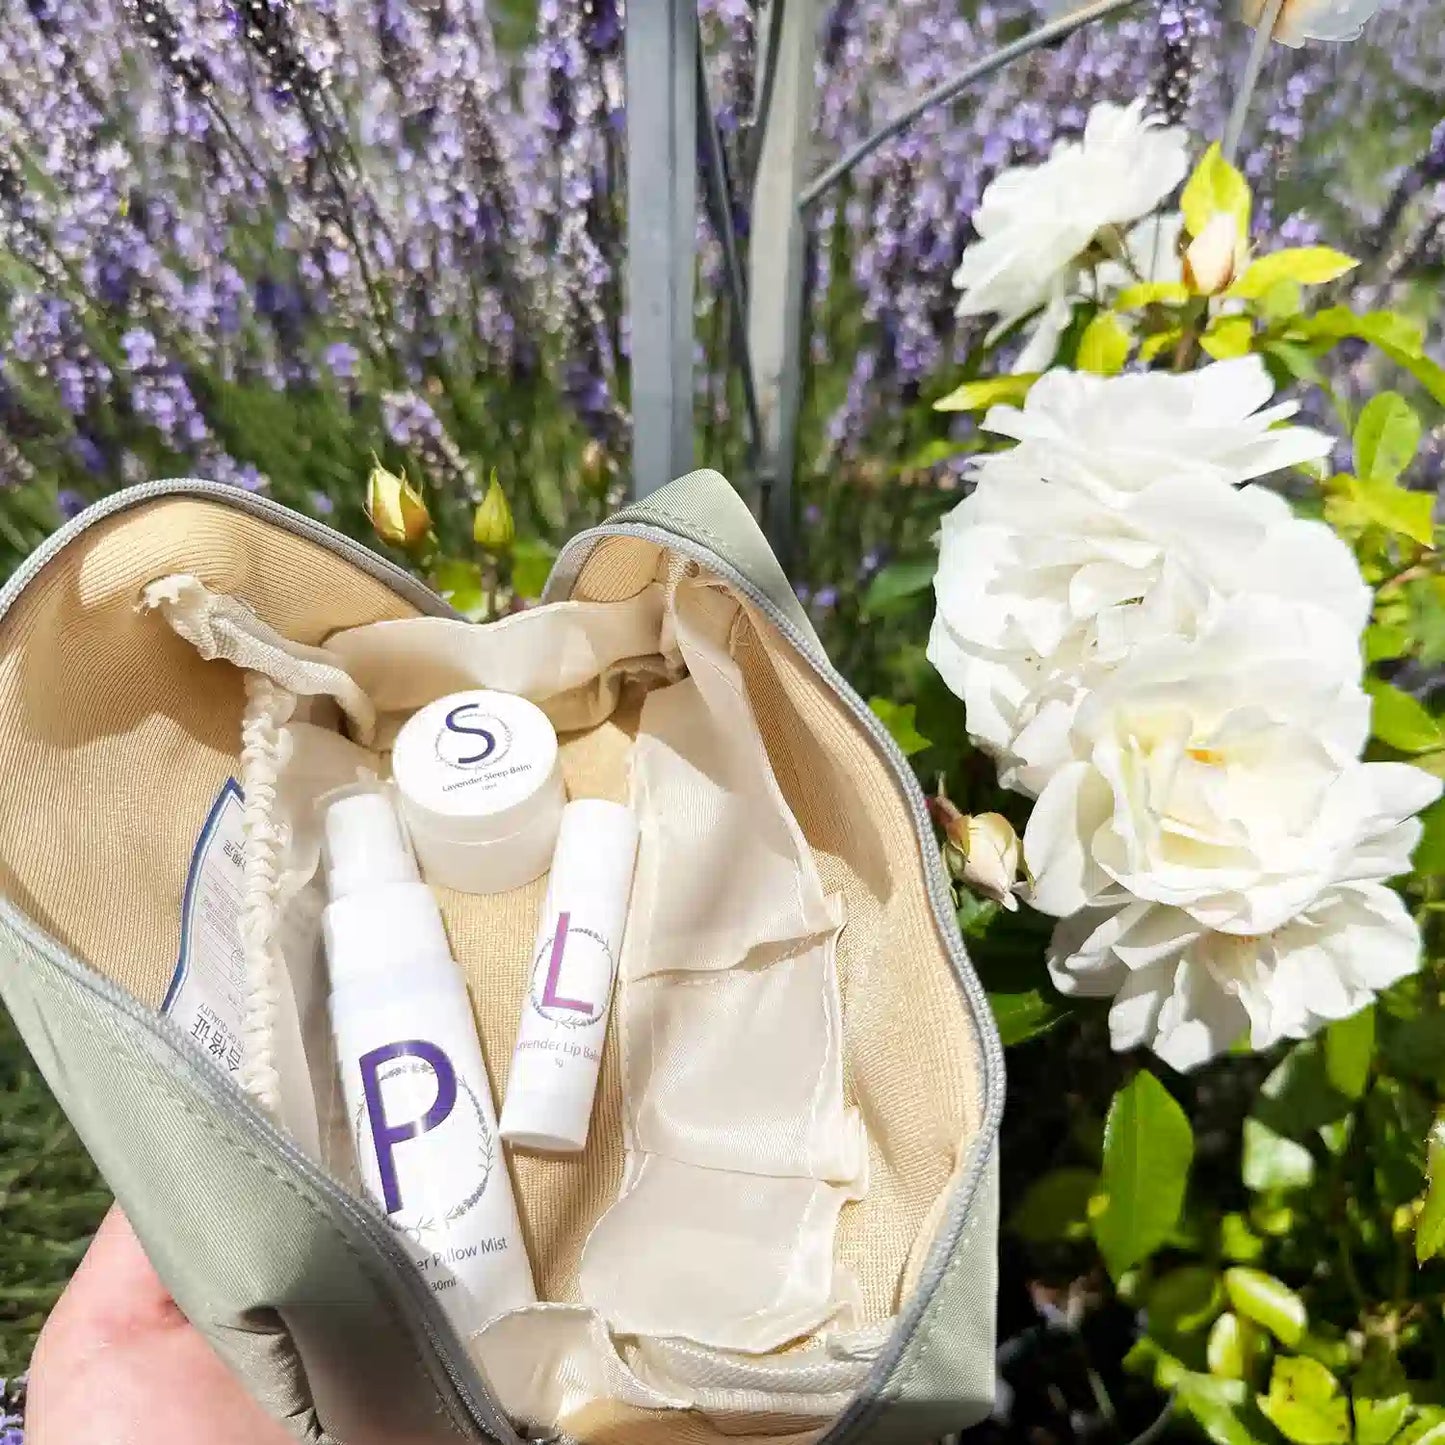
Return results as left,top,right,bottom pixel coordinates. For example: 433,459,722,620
0,498,983,1445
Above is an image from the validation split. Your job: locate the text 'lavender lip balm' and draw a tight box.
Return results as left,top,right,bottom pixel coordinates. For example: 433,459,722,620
322,790,536,1332
500,800,640,1152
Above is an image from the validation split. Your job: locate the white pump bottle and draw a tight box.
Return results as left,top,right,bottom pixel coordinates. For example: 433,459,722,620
322,790,535,1333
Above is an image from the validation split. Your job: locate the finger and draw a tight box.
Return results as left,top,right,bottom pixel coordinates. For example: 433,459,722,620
42,1205,185,1350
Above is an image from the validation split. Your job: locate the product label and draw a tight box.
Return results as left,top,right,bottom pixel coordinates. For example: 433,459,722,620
431,698,541,799
356,1039,497,1223
161,779,246,1075
515,912,613,1070
343,1019,531,1323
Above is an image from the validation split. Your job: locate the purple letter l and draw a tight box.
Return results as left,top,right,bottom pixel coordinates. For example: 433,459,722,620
540,912,592,1016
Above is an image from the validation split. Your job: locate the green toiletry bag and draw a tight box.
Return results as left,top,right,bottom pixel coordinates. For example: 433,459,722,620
0,469,1001,1444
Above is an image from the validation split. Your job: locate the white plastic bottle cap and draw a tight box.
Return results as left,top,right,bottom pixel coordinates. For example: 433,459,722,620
321,792,452,991
324,790,419,899
390,689,567,895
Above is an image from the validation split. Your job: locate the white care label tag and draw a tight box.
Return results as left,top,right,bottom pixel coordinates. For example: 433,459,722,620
162,779,247,1075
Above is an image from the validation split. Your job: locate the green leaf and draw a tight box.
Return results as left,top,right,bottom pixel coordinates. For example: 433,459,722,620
1178,1374,1269,1445
1318,1114,1354,1158
988,989,1062,1047
956,891,1001,937
1414,800,1445,874
1366,677,1445,753
1257,1357,1350,1445
1323,1007,1374,1099
1115,280,1191,310
1289,307,1445,407
862,559,936,616
1149,1266,1224,1337
1126,1336,1190,1392
1353,1340,1411,1445
1416,1120,1445,1263
1224,1269,1306,1348
1364,622,1412,664
1293,1332,1352,1373
1091,1071,1195,1280
934,372,1039,412
1221,1211,1266,1264
868,697,931,757
1201,315,1255,361
1208,1313,1268,1382
1229,247,1359,299
1182,143,1252,242
1354,392,1423,484
510,535,557,600
1331,475,1435,546
1076,312,1132,375
1410,578,1445,666
1253,1040,1352,1139
1258,279,1304,323
1010,1167,1098,1243
1141,327,1184,363
1242,1117,1315,1192
1365,1077,1430,1207
1395,1409,1445,1445
1263,341,1326,388
430,557,487,619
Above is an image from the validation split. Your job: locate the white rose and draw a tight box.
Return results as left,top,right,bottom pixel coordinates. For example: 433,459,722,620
982,357,1334,501
927,361,1363,795
1021,595,1414,938
1242,0,1382,45
1048,754,1439,1070
953,101,1189,342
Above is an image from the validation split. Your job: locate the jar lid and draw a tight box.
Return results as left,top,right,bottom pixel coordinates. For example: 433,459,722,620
391,689,560,843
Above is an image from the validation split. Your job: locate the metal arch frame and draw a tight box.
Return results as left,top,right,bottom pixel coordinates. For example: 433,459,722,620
624,0,1198,556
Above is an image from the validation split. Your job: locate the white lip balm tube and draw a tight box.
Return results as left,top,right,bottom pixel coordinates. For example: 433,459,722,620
322,790,536,1332
500,800,639,1152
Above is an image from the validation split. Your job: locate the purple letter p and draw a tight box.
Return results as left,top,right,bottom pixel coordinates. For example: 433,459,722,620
359,1040,457,1215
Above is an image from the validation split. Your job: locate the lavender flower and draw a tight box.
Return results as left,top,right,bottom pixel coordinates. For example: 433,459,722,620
382,389,479,499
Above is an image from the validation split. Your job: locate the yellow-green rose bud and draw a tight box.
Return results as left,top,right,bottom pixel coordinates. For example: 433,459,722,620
580,439,611,494
929,793,1026,912
1183,212,1245,296
365,459,431,548
473,469,515,553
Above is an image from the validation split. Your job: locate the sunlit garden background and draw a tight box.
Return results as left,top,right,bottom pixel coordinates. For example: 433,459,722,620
3,0,1445,1439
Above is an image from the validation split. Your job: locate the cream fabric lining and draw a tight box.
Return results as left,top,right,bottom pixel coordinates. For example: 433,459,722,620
156,566,874,1426
0,499,982,1445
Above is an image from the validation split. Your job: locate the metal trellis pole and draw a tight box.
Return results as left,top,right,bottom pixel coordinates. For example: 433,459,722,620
626,0,698,498
745,0,818,565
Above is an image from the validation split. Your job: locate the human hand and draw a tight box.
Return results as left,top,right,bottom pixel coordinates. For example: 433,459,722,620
26,1205,293,1445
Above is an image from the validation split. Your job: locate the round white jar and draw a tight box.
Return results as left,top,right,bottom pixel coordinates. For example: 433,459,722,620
391,689,566,894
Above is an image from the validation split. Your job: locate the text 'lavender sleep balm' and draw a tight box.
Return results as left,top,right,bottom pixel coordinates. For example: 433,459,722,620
323,790,536,1332
500,799,640,1152
391,688,565,895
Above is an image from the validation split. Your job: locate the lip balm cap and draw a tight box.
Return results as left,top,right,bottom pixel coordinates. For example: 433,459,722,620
549,799,640,900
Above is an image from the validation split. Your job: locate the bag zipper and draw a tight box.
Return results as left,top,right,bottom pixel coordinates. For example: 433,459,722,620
1,481,1004,1445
